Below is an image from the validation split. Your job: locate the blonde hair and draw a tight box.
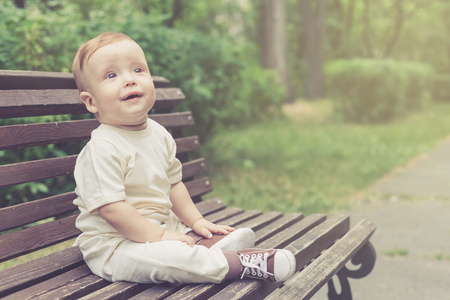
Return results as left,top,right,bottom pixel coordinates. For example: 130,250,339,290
72,32,133,92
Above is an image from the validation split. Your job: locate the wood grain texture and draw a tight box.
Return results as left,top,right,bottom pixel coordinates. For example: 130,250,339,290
0,88,184,118
0,247,84,297
0,112,194,150
4,265,92,300
0,137,200,188
0,70,170,90
0,192,77,231
0,215,80,262
0,155,77,188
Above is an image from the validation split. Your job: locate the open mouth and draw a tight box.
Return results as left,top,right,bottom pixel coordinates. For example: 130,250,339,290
122,92,141,101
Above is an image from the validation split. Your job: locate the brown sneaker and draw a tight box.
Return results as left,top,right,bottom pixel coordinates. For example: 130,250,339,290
237,249,296,282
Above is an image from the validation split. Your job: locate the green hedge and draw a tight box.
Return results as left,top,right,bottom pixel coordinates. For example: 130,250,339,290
326,59,433,123
431,74,450,102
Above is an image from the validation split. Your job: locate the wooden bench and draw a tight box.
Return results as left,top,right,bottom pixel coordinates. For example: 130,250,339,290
0,70,376,300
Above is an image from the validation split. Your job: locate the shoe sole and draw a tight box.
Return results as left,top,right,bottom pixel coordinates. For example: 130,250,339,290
275,249,296,282
211,228,256,252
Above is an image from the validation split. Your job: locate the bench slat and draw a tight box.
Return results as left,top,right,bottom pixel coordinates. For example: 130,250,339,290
266,219,376,300
164,283,226,300
204,207,244,224
0,88,184,118
0,70,170,89
0,137,201,188
258,213,326,249
0,112,194,150
0,155,77,188
254,213,304,244
0,215,80,263
181,158,207,179
128,283,183,300
0,119,97,150
287,214,350,269
195,198,227,216
33,275,109,300
175,136,201,154
0,192,77,232
0,247,84,298
235,211,283,232
221,210,263,227
184,177,213,198
3,265,92,300
77,281,148,300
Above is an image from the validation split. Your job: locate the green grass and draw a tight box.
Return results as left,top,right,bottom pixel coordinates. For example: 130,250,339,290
382,247,409,257
434,252,450,261
204,100,450,215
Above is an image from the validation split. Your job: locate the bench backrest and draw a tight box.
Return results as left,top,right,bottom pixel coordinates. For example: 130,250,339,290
0,70,213,264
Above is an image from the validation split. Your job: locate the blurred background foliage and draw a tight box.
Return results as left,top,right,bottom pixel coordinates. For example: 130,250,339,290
1,0,450,208
2,0,450,127
2,0,450,123
0,0,284,138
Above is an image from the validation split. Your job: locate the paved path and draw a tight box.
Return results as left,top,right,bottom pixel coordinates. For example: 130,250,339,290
312,137,450,300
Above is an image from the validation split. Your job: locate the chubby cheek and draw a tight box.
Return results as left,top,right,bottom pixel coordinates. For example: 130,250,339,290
146,83,156,103
150,88,156,103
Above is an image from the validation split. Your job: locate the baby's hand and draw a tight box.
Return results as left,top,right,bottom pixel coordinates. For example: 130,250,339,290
161,231,195,247
192,218,234,239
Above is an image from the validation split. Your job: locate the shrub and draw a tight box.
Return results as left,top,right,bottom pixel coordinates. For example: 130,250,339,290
430,74,450,102
326,59,433,123
0,1,283,139
128,25,283,138
0,1,85,72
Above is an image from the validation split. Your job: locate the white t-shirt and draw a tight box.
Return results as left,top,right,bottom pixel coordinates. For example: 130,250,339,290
73,118,183,244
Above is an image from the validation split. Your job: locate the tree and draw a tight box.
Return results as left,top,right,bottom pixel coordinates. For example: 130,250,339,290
165,0,183,28
13,0,25,8
300,0,326,99
260,0,292,102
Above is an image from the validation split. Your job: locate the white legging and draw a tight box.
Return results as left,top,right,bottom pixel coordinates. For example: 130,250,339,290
109,239,229,283
78,213,229,283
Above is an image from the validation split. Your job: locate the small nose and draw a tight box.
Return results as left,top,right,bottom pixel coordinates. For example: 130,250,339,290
123,74,136,87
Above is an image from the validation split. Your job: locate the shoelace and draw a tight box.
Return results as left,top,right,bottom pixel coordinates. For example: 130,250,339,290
239,252,273,279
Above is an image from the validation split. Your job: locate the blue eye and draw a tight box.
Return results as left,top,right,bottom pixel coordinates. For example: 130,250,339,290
106,73,116,79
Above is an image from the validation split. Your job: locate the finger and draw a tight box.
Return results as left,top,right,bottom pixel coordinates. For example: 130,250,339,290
220,225,235,232
210,225,234,235
185,236,195,247
210,227,229,235
199,227,213,239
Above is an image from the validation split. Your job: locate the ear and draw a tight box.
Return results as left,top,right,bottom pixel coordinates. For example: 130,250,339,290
80,91,98,114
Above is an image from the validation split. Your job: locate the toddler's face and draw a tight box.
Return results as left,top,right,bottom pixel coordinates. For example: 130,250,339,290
80,40,155,130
